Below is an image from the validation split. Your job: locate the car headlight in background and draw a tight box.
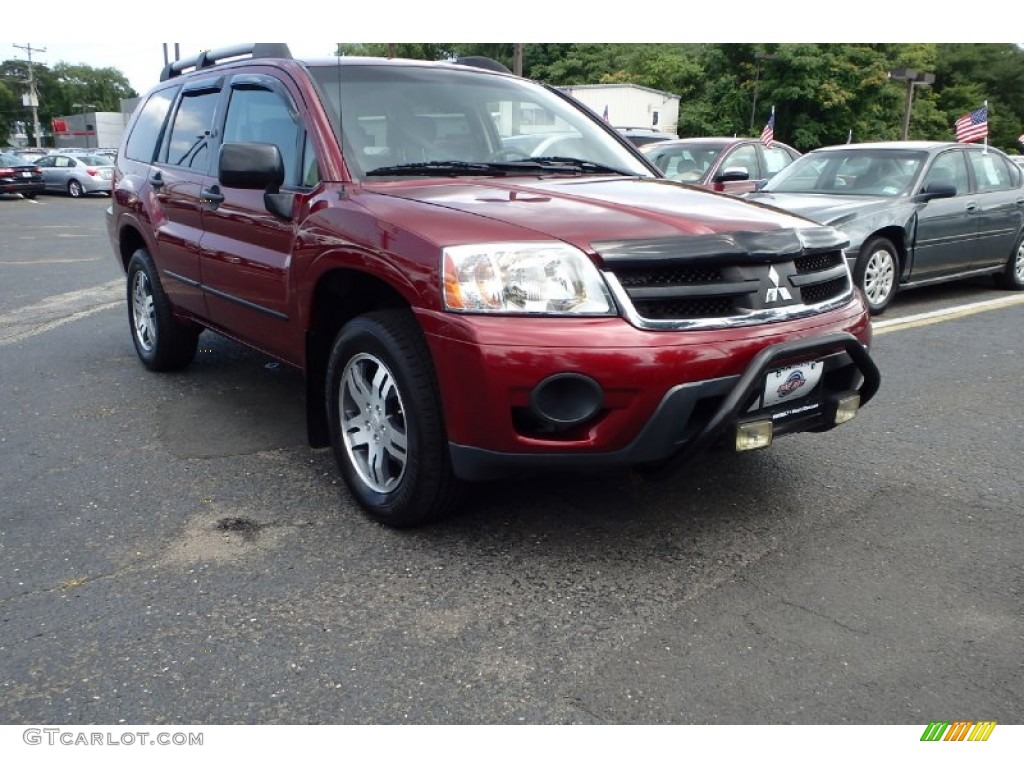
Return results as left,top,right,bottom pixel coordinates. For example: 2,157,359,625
443,242,615,315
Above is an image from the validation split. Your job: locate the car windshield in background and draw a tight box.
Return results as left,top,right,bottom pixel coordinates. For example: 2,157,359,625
0,153,30,167
308,62,653,180
80,155,112,166
763,149,928,196
642,142,727,182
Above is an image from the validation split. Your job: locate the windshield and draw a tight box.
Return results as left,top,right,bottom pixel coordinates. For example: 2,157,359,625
763,148,928,196
308,62,653,180
642,142,727,182
80,155,112,166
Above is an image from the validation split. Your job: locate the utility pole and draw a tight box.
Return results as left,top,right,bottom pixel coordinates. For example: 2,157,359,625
13,43,46,148
513,44,524,77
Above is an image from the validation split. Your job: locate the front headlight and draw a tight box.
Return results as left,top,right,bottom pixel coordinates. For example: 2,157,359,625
442,242,615,315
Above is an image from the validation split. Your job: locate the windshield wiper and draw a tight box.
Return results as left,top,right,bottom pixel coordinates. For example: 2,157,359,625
365,161,510,177
365,158,637,178
515,156,636,176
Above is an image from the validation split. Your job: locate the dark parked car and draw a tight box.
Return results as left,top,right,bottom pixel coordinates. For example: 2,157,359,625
108,44,879,527
746,141,1024,314
0,152,44,198
642,137,801,194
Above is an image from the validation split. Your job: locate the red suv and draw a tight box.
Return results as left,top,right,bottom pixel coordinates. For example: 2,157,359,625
108,44,880,527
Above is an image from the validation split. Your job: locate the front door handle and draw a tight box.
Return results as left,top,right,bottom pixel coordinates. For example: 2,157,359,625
965,202,978,213
201,185,224,206
149,171,164,189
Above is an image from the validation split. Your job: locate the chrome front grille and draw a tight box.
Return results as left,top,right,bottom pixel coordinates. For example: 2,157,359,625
594,229,855,330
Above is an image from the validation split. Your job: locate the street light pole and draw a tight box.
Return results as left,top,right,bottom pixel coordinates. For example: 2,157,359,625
749,51,779,134
888,67,935,141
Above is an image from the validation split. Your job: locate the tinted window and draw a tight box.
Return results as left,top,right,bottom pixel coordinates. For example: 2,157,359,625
968,150,1013,192
165,90,220,171
302,132,320,187
762,145,795,177
125,87,177,162
222,85,301,186
922,150,969,195
721,144,758,177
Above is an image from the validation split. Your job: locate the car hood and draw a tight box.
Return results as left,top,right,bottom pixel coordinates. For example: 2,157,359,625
743,192,899,226
365,175,833,251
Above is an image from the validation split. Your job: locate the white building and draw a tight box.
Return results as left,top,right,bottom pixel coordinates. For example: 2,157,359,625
557,84,680,136
53,110,129,149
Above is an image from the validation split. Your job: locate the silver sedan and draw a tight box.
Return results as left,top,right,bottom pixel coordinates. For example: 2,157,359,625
34,153,113,197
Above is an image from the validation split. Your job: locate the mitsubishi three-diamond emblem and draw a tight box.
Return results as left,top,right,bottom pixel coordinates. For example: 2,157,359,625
765,265,792,303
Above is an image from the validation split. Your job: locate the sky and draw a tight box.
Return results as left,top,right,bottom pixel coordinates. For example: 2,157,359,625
9,3,1011,97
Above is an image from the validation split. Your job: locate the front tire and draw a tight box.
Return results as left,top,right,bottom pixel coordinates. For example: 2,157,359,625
67,179,84,198
325,310,464,527
995,235,1024,290
126,249,199,371
854,236,899,315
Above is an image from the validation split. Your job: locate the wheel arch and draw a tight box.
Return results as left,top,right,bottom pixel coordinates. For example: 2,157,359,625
305,267,415,448
861,226,908,280
116,223,150,273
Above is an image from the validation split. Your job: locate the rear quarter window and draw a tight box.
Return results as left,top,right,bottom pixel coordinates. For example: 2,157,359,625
124,86,179,162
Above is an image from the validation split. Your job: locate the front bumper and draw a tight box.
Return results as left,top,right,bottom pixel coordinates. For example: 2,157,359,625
447,332,879,480
418,299,879,481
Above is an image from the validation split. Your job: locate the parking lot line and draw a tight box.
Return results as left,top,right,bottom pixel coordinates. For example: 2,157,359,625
873,293,1024,335
0,279,122,347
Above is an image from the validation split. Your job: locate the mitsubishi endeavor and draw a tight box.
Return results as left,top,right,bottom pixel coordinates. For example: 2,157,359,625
107,44,880,527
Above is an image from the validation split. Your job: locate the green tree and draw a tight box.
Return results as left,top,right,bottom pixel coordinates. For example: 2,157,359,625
0,59,136,145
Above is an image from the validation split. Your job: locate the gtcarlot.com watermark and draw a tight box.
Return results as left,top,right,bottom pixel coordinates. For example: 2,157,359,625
23,728,203,747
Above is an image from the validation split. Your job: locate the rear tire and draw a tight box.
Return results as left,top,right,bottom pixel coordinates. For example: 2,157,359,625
853,236,899,315
126,248,199,371
67,179,84,198
995,234,1024,290
325,310,465,527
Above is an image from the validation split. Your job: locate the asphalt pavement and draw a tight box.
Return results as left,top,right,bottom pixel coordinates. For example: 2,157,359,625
0,193,1021,725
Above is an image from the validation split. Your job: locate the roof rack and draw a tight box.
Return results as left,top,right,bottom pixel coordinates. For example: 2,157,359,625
160,43,293,82
452,56,512,74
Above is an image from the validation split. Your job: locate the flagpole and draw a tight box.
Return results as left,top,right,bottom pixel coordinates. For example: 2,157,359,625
983,100,988,154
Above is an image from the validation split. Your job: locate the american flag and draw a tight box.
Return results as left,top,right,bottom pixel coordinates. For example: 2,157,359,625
760,107,775,148
955,104,988,143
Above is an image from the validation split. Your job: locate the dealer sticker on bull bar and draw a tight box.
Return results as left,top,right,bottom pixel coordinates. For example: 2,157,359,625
763,360,823,408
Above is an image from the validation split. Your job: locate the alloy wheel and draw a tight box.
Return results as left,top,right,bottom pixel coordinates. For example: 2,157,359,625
339,352,409,494
864,248,895,307
131,271,156,352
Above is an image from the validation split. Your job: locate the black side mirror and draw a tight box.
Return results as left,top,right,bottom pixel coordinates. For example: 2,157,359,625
219,142,284,191
915,181,957,202
218,141,293,219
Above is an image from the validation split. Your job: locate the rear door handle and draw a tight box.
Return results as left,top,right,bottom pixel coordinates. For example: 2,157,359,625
965,202,978,213
150,171,164,189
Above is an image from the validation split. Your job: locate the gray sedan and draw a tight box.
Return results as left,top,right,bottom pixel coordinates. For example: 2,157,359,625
34,153,114,197
746,141,1024,314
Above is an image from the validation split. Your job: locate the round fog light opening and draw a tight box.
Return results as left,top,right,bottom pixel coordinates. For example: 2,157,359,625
530,373,604,426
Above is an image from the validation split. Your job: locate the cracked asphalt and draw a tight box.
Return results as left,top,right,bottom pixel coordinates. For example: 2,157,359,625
0,194,1021,725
